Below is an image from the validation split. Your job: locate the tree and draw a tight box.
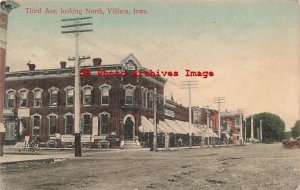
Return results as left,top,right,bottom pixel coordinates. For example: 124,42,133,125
245,112,285,143
291,120,300,138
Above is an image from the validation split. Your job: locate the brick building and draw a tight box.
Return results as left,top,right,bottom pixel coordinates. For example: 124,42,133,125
4,54,168,148
220,110,243,144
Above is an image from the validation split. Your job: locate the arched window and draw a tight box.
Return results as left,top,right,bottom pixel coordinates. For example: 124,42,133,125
48,87,58,107
5,89,16,108
99,112,110,135
33,88,43,107
99,84,111,105
123,84,135,105
47,114,58,136
82,113,92,135
82,85,93,106
64,86,74,106
31,114,41,136
19,88,28,107
64,113,74,135
141,87,148,108
148,91,153,109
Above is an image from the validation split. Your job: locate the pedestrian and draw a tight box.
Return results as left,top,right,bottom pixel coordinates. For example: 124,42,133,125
178,137,182,148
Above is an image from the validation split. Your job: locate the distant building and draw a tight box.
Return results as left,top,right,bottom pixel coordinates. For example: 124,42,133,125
220,110,243,144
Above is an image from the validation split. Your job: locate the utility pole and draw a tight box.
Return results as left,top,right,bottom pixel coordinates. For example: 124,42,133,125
205,106,211,146
213,97,225,138
153,88,158,152
244,117,247,144
251,116,254,140
0,0,19,157
237,108,244,145
259,119,263,142
181,81,198,148
61,17,93,157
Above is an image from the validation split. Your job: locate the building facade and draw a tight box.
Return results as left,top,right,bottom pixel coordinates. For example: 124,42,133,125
4,54,166,148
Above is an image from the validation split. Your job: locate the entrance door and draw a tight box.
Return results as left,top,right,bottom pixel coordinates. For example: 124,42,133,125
124,117,134,140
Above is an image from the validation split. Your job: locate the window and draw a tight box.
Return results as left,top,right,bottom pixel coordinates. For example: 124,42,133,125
19,89,28,107
99,84,111,105
125,87,133,105
82,114,91,135
141,88,147,107
6,90,15,108
193,111,199,124
49,88,58,107
65,114,73,135
235,118,240,125
65,87,74,106
101,86,109,105
99,113,110,135
82,85,93,106
48,115,57,135
123,84,135,105
32,114,41,136
33,89,43,107
148,91,153,109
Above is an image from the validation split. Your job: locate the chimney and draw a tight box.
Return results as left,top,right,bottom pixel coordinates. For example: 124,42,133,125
27,62,35,71
93,58,102,66
5,66,9,72
60,61,67,69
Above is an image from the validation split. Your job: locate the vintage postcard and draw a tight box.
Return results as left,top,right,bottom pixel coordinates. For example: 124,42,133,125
0,0,299,189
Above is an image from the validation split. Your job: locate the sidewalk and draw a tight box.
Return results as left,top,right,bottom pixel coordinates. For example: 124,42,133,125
0,153,74,164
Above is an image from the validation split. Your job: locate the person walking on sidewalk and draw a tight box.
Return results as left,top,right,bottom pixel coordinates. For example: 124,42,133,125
177,137,183,148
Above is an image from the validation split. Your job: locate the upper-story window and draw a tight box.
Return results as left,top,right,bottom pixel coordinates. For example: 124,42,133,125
48,87,58,107
64,86,74,106
5,89,16,108
82,85,93,106
123,84,135,105
235,118,240,125
33,88,43,107
148,91,153,109
19,89,28,107
141,87,148,108
99,84,111,105
32,114,41,136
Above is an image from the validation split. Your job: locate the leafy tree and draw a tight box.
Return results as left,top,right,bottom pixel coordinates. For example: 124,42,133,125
245,112,285,143
291,120,300,138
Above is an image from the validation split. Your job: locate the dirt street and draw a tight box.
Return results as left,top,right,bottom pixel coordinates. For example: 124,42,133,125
1,143,300,190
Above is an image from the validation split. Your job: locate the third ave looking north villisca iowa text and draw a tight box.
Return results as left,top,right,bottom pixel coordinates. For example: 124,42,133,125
80,69,215,78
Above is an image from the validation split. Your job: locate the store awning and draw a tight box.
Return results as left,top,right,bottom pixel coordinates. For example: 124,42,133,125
157,120,176,133
198,125,218,137
165,119,187,134
175,120,202,136
139,116,160,133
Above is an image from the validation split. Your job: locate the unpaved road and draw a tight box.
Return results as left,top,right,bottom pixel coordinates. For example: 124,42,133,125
1,143,300,190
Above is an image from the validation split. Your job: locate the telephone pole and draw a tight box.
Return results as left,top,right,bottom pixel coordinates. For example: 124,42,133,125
259,119,263,142
181,81,198,148
61,17,93,157
153,88,158,152
213,97,225,138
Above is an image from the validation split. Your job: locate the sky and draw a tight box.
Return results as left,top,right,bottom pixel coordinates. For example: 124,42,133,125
5,0,300,130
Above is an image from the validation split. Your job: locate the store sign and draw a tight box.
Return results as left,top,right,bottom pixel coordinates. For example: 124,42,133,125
18,108,30,118
61,135,74,143
3,109,14,116
164,109,175,118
